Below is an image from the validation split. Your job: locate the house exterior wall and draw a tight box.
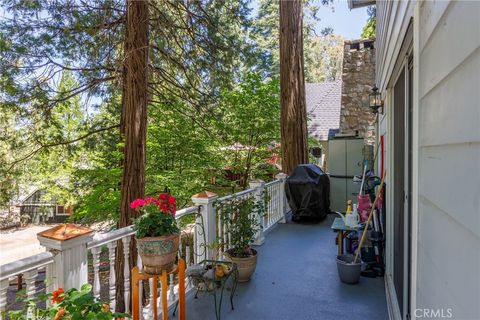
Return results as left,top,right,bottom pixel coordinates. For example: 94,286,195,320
415,2,480,319
375,0,416,94
375,2,415,317
376,1,480,319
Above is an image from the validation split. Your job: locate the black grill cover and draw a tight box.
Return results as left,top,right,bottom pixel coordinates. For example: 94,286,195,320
285,164,331,220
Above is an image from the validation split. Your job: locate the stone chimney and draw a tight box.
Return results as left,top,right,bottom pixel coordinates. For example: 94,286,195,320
339,39,376,145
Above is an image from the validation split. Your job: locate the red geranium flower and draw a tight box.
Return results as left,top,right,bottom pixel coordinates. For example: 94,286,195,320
158,193,168,201
144,197,160,206
158,203,168,213
130,199,146,209
51,288,65,304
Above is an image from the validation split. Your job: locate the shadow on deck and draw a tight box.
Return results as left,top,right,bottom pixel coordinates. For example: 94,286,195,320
176,214,388,320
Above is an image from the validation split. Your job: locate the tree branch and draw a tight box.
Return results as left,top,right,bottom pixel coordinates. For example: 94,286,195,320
7,124,120,171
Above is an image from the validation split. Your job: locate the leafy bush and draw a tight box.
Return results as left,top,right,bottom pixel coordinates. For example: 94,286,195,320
7,284,129,320
217,194,266,257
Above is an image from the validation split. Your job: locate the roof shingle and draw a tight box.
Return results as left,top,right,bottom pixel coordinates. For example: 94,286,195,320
306,80,342,141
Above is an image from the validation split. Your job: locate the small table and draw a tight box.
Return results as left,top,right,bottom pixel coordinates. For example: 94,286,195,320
178,259,238,320
331,217,360,255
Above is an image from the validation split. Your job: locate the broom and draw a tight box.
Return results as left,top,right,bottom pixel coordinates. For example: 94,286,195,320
353,172,386,264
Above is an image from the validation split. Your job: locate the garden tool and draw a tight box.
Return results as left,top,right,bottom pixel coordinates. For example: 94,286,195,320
354,172,386,264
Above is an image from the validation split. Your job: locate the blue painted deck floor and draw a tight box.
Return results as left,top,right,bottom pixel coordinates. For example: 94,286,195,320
176,214,388,320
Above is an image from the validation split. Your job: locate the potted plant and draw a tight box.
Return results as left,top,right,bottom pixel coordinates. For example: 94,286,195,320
132,193,180,274
219,196,264,282
7,284,129,320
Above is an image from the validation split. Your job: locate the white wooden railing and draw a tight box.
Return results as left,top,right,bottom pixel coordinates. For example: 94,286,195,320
0,173,288,319
0,251,55,318
264,179,288,232
87,225,135,312
215,187,257,259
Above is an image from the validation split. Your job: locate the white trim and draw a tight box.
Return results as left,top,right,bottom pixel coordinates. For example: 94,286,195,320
377,1,416,94
384,22,416,319
386,77,397,289
386,274,403,320
410,3,420,318
401,57,409,320
385,88,394,279
347,0,375,10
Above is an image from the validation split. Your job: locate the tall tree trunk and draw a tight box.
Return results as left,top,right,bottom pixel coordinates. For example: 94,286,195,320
115,0,149,311
279,0,308,174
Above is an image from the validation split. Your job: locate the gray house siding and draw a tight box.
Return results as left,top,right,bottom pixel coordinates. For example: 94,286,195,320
375,0,480,319
416,1,480,319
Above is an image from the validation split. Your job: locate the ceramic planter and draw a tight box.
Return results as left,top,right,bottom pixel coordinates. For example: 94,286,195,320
136,233,180,274
225,248,257,282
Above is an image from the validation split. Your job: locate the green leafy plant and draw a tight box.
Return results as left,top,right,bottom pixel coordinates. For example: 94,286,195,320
132,194,179,238
217,193,267,257
217,73,280,189
6,284,129,320
20,213,31,227
361,6,376,39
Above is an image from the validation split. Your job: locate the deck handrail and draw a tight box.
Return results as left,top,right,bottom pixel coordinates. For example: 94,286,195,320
87,205,201,249
0,251,55,281
1,174,287,318
216,187,255,203
264,179,282,188
87,226,135,249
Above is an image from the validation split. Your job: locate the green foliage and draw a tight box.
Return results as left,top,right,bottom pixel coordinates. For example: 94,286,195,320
146,100,220,208
304,33,345,82
217,194,266,257
308,136,324,164
7,284,129,320
0,0,257,222
0,105,22,204
71,168,122,225
217,73,280,188
361,17,376,39
253,0,343,82
69,94,123,224
362,6,376,39
0,1,280,226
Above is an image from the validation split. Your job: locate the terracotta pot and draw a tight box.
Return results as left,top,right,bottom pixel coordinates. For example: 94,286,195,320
225,248,258,282
136,233,180,274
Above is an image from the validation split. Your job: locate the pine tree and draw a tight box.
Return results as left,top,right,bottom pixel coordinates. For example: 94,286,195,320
279,0,309,174
1,0,252,309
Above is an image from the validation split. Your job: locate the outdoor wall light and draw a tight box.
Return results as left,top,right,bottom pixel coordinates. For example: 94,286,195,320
368,86,383,114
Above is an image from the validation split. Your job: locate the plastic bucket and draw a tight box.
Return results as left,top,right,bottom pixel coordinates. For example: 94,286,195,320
336,254,362,284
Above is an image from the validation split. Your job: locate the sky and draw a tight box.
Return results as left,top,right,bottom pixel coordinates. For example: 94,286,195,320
250,0,369,40
313,0,370,40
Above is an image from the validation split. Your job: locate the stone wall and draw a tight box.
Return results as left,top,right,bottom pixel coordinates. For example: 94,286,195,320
340,39,376,145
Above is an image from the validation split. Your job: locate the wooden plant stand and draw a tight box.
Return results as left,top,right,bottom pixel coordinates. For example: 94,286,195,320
132,259,186,320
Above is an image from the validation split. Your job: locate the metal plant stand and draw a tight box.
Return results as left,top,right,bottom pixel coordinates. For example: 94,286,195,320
175,259,238,320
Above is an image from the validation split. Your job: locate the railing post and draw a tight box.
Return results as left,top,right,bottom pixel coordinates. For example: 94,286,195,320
250,180,266,246
106,241,117,311
191,191,218,261
275,173,288,223
37,224,93,291
121,236,131,313
0,279,8,320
